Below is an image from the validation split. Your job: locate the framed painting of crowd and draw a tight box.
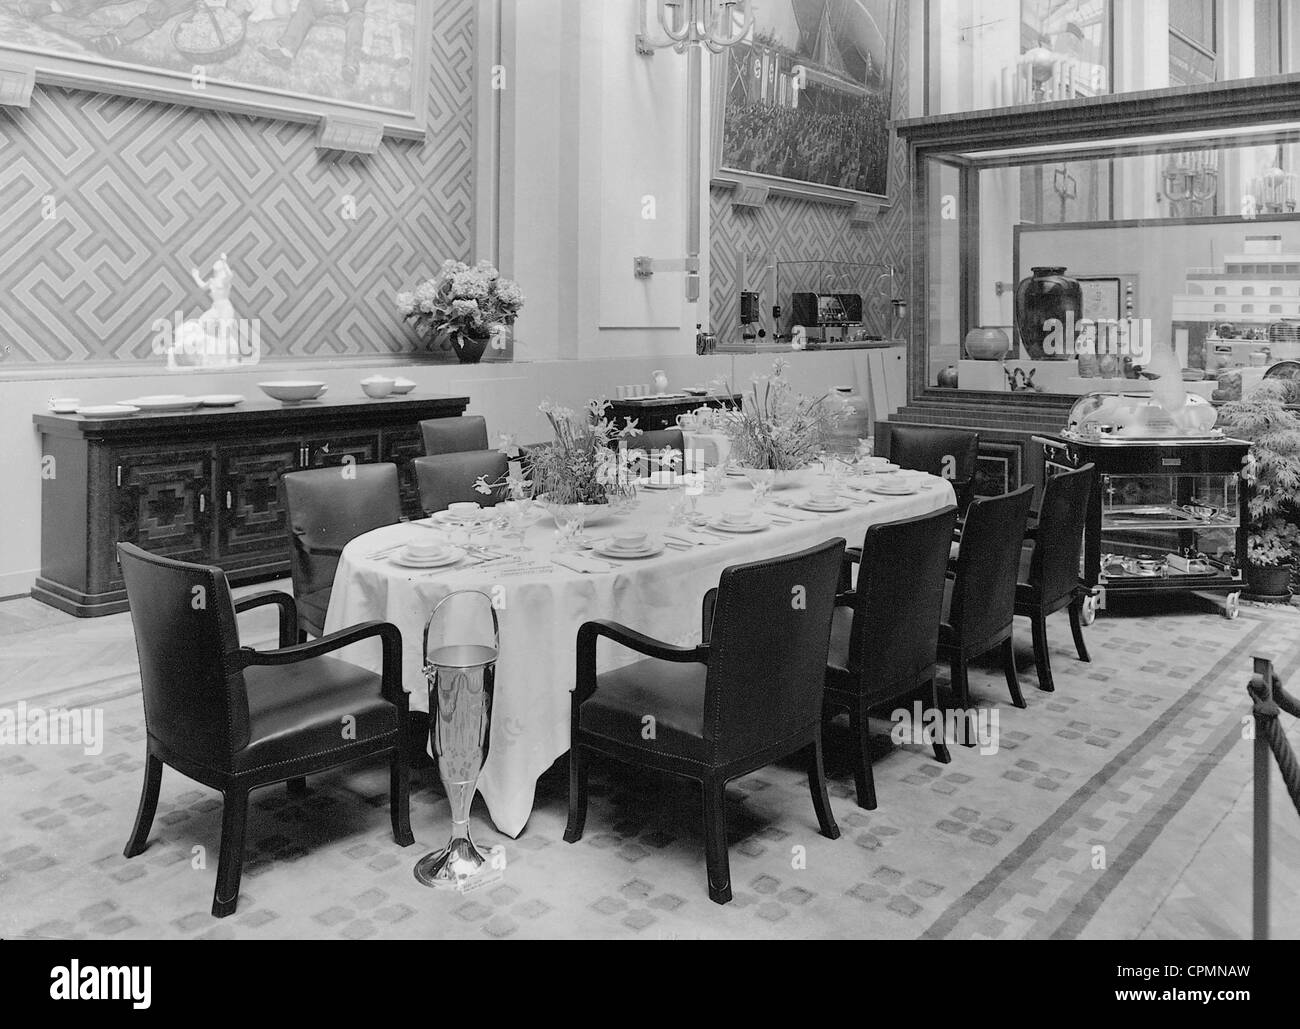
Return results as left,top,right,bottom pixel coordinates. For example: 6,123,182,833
0,0,431,141
711,0,898,206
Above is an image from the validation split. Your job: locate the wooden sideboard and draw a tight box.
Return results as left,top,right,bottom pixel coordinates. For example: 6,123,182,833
32,394,469,617
606,393,742,432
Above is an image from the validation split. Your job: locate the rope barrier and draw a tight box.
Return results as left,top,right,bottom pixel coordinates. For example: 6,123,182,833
1249,657,1299,941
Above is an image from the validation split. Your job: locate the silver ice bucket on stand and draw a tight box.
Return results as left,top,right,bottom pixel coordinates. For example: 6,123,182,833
413,589,500,889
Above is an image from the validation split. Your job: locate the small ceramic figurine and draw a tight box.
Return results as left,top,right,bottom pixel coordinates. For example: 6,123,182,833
171,253,246,368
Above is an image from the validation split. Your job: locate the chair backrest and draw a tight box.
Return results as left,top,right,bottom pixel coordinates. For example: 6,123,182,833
703,538,846,763
850,506,960,695
885,424,980,503
281,463,403,601
950,484,1035,644
118,543,248,770
420,415,489,456
1030,463,1094,605
617,428,685,476
414,451,509,513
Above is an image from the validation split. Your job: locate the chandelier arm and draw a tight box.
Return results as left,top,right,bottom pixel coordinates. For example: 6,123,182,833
657,1,692,43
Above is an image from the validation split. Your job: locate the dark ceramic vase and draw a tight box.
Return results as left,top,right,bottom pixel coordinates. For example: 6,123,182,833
1015,266,1082,361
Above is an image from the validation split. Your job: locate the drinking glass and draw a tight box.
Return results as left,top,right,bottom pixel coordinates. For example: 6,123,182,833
504,500,532,552
552,503,587,551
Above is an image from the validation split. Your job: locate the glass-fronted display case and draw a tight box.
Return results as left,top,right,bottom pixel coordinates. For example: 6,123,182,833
897,75,1300,405
1038,432,1250,618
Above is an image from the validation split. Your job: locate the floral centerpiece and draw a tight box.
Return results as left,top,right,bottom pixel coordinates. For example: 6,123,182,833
715,358,850,488
527,400,643,517
1220,379,1300,599
397,259,524,365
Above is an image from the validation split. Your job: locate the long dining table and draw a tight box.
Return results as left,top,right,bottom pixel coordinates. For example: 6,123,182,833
324,470,956,837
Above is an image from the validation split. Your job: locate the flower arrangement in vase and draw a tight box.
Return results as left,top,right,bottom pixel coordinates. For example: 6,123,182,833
714,358,850,489
397,260,524,364
527,400,646,523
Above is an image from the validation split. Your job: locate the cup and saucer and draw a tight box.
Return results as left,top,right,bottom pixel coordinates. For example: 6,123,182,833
391,540,463,568
591,530,664,559
707,508,770,533
798,489,850,513
432,502,484,524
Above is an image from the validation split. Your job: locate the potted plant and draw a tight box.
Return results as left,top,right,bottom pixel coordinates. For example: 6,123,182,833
397,260,524,364
1220,379,1300,600
715,358,849,489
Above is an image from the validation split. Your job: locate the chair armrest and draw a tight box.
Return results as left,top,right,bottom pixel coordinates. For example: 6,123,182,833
701,588,718,646
574,619,709,706
233,620,405,705
234,590,298,648
834,589,859,609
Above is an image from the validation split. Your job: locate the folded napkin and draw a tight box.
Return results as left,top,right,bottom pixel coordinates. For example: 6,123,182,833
551,553,615,574
767,505,821,521
664,530,723,547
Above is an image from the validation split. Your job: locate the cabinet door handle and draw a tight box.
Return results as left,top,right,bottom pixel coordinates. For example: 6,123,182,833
226,491,232,510
116,465,122,487
199,494,206,514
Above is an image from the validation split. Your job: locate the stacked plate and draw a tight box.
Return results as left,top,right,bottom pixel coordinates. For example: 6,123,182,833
76,405,139,418
707,510,770,533
798,493,850,513
591,536,665,559
390,542,463,569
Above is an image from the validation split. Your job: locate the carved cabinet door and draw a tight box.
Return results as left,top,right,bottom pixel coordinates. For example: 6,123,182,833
216,440,303,571
380,425,426,519
109,446,215,587
304,432,380,470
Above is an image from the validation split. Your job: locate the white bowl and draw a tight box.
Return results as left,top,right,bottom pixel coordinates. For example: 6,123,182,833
720,508,754,525
447,502,482,518
48,398,80,413
361,376,396,399
612,531,648,550
391,378,416,395
258,381,328,403
406,541,450,560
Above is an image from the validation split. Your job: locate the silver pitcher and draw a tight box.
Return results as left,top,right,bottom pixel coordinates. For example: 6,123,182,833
413,590,500,889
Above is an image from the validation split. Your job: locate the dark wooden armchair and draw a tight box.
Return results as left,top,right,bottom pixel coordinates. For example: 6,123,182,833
1016,463,1094,693
280,462,403,640
118,543,413,918
564,538,846,904
825,506,960,809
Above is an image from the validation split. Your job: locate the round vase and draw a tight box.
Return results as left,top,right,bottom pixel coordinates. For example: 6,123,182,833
1015,266,1082,361
651,369,669,394
964,326,1011,360
936,365,959,388
455,330,491,364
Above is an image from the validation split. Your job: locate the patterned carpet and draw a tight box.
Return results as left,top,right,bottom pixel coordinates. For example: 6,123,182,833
1,587,1298,940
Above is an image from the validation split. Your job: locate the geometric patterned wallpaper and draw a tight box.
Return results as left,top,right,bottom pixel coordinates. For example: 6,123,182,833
709,2,912,345
0,0,474,367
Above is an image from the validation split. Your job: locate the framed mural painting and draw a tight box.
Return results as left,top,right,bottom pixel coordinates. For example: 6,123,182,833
0,1,432,147
711,0,898,208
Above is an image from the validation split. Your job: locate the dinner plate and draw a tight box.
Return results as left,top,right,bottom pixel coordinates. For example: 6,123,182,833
724,468,748,478
683,387,709,396
639,478,681,490
199,394,245,407
122,396,203,411
869,483,919,496
592,539,655,557
390,546,463,568
591,539,665,559
429,509,484,525
76,405,139,418
860,460,900,473
706,514,771,533
798,499,850,513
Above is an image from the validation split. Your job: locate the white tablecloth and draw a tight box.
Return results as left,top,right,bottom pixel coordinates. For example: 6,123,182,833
325,473,955,837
